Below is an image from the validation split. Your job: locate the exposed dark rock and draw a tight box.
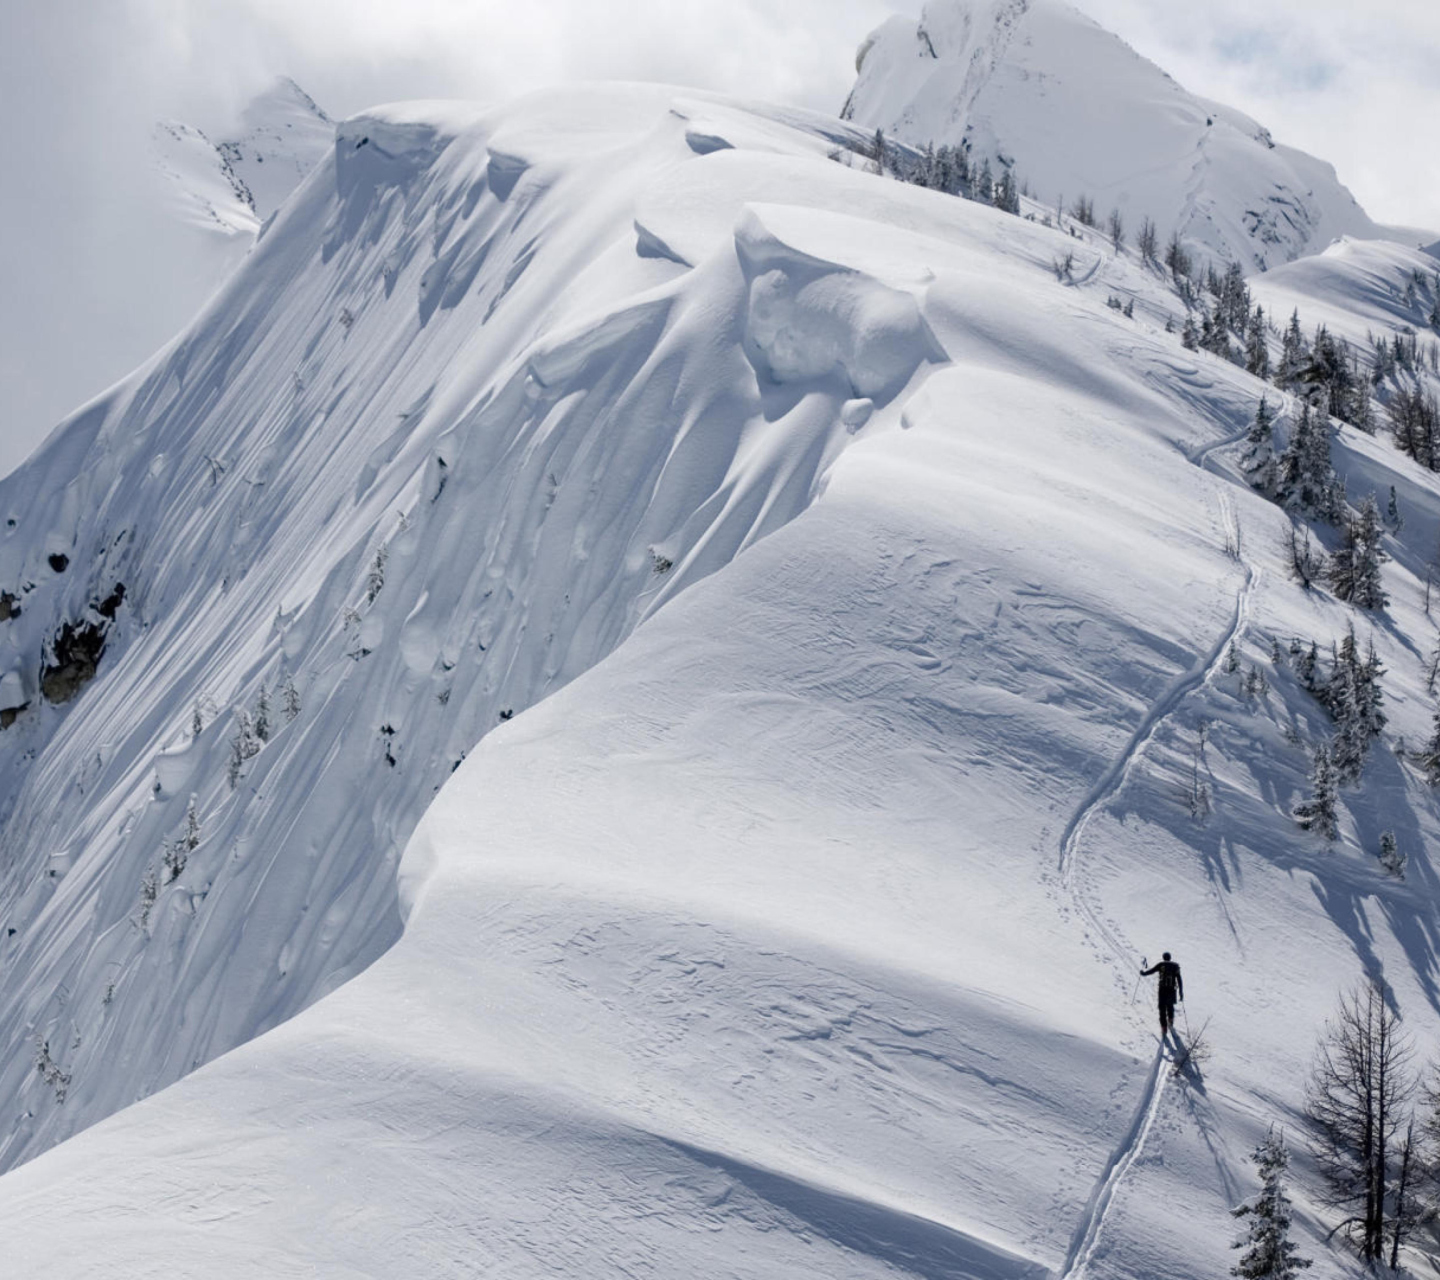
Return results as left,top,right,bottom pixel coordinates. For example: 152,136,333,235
39,582,126,705
48,554,68,574
94,584,126,619
0,592,19,621
0,704,26,729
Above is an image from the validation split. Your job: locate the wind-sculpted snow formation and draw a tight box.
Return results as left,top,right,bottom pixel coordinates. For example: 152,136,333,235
2,81,1440,1280
843,0,1386,271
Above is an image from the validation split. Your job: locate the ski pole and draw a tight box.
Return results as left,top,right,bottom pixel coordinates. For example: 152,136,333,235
1130,957,1147,1006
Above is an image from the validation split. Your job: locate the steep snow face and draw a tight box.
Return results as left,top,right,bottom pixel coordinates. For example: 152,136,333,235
3,82,1440,1280
843,0,1381,271
0,85,934,1170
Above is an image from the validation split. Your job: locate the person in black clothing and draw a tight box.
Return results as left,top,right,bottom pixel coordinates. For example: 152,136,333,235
1140,952,1183,1035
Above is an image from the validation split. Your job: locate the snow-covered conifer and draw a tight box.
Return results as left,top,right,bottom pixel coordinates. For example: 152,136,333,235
975,157,993,203
1295,641,1319,691
1277,310,1307,386
227,709,260,789
1382,486,1401,534
1294,743,1339,839
1277,402,1341,522
1245,306,1270,379
254,685,271,743
1329,496,1387,610
1230,1127,1311,1280
1240,396,1278,495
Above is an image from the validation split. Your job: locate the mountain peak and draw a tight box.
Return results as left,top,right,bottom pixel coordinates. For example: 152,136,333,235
844,0,1379,270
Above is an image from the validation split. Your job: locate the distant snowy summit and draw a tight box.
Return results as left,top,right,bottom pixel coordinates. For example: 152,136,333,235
152,77,332,243
843,0,1382,270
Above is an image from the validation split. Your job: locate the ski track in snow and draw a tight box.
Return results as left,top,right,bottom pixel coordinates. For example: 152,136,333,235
1057,1045,1169,1280
1053,471,1255,1278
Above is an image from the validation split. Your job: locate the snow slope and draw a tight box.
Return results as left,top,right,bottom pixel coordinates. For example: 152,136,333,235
1,81,1440,1280
843,0,1384,271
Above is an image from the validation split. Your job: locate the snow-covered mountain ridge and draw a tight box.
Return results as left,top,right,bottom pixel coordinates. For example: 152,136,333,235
843,0,1394,272
0,68,1439,1280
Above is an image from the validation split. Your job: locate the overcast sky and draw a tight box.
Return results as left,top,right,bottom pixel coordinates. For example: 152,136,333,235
0,0,1435,477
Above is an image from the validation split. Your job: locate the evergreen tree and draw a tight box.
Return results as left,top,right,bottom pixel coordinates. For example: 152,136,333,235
1164,231,1192,282
975,157,994,204
1385,485,1403,532
1137,216,1159,267
1387,388,1438,468
1240,397,1278,494
1276,402,1342,522
1328,496,1388,610
1419,706,1440,787
1107,207,1124,251
254,684,271,743
1295,640,1319,691
1294,742,1339,839
1231,1128,1312,1280
992,166,1020,214
1277,310,1307,387
1245,306,1271,378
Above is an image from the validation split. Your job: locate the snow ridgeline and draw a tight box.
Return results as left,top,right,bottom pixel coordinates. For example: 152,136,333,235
2,82,1440,1280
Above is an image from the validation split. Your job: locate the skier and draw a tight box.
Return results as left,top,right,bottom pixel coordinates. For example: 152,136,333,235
1140,952,1183,1036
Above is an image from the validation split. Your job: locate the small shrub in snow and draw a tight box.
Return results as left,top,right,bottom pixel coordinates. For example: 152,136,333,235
365,544,387,604
33,1039,70,1103
1378,831,1405,879
1285,527,1321,590
1137,217,1159,267
282,672,301,721
227,710,261,789
136,863,160,928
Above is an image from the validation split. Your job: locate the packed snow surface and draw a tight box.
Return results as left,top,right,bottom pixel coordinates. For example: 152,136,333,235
843,0,1382,271
0,80,1439,1280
